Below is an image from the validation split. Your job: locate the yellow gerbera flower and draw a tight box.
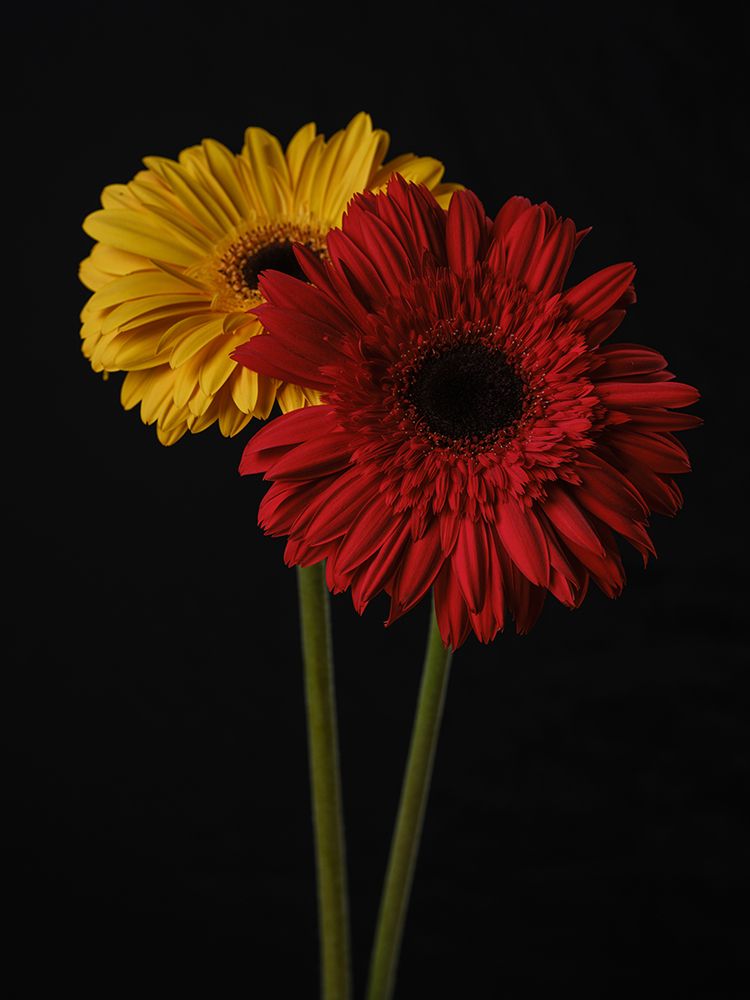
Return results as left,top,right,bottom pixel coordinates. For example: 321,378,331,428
80,113,460,445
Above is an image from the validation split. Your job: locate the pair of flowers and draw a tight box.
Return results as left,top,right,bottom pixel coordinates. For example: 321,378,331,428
80,113,699,648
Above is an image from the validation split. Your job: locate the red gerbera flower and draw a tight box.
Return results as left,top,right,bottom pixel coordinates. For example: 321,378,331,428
234,177,699,647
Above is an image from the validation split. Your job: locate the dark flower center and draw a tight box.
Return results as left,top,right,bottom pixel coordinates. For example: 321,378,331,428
243,240,309,288
407,343,525,440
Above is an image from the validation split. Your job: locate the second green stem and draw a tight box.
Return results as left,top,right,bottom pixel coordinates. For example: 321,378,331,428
366,604,453,1000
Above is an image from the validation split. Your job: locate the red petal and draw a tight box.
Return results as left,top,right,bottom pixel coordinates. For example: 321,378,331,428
287,246,338,295
486,536,507,629
296,470,381,545
343,207,415,291
267,434,353,481
623,407,703,431
542,520,588,607
434,563,472,649
370,191,423,266
334,494,403,574
232,334,331,391
258,480,326,536
616,465,683,517
525,218,577,296
543,487,606,556
387,519,446,622
563,526,625,598
497,543,547,633
387,176,447,266
492,196,532,240
445,190,489,275
586,309,626,347
252,306,349,365
326,228,390,306
239,405,336,475
575,481,653,555
577,453,649,518
468,536,505,642
503,206,546,283
350,518,413,610
257,269,350,331
439,512,461,555
452,518,489,614
594,344,668,379
284,535,331,569
563,263,636,320
597,381,700,409
547,568,578,607
608,429,691,475
495,502,550,586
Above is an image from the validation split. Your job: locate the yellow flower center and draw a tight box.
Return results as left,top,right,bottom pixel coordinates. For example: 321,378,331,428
194,221,328,313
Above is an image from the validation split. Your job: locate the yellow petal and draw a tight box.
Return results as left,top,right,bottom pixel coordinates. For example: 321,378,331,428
320,113,387,221
157,160,232,238
198,344,237,396
101,184,141,210
285,122,317,187
293,133,326,214
244,127,290,182
172,349,205,408
323,133,382,222
152,259,208,290
118,303,211,335
125,191,216,253
83,209,203,266
104,328,172,369
94,314,194,371
277,382,306,413
178,146,243,226
230,364,258,414
223,313,257,335
188,396,218,425
121,369,153,409
159,397,193,434
198,326,253,396
217,383,253,437
253,373,281,419
386,156,446,190
158,312,220,353
146,155,235,233
302,387,323,407
269,166,292,216
169,318,225,368
202,139,251,220
235,156,270,219
309,129,345,216
242,127,290,216
157,421,189,446
88,271,203,312
219,407,251,437
91,320,165,372
89,243,150,276
79,258,110,292
139,368,176,423
188,387,213,416
101,294,208,335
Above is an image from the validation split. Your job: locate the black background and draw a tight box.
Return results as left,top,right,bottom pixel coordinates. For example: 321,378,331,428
11,3,747,996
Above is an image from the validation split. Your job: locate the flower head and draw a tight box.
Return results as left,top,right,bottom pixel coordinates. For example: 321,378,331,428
236,178,699,647
80,114,459,444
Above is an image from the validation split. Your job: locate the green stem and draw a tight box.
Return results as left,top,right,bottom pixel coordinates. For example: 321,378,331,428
297,563,351,1000
366,604,453,1000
